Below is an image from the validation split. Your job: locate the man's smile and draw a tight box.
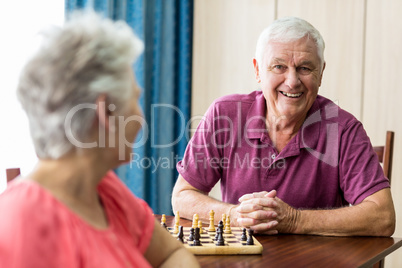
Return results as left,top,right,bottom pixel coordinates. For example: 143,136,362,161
279,91,304,98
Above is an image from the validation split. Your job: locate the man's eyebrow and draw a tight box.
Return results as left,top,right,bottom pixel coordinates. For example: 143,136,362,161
299,60,315,66
271,57,286,63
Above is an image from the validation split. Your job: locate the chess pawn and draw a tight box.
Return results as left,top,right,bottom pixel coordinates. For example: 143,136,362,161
188,227,195,241
193,227,201,246
208,210,215,232
224,215,232,234
222,213,226,226
192,214,199,229
161,214,167,229
246,229,254,245
241,228,247,241
198,220,203,234
173,212,180,234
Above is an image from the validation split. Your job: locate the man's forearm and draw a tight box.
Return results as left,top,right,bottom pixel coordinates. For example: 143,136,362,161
237,188,395,237
291,189,395,236
172,183,237,225
295,200,394,236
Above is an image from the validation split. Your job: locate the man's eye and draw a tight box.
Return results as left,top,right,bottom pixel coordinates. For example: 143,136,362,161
298,67,311,74
271,65,286,73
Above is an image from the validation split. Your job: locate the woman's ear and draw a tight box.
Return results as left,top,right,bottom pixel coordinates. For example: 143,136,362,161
95,93,112,131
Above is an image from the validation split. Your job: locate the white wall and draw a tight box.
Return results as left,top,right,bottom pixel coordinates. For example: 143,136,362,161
0,1,65,193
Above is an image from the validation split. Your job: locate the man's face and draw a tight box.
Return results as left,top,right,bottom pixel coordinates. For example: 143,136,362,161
254,36,325,121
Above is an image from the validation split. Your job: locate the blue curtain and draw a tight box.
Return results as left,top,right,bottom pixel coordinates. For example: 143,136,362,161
65,0,193,215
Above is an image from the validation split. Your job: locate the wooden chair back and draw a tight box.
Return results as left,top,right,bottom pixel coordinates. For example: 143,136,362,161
6,168,21,182
373,131,395,183
372,131,395,268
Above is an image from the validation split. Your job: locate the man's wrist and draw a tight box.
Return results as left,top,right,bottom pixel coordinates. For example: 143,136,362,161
228,204,238,226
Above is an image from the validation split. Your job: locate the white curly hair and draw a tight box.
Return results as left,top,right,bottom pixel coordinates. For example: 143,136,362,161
17,10,144,159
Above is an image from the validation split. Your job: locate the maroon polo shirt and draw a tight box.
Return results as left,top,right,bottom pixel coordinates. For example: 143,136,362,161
177,91,389,209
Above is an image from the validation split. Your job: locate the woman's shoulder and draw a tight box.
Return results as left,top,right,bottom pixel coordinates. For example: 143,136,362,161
0,180,64,228
0,180,78,267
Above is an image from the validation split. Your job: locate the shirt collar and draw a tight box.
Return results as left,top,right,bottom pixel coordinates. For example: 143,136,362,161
244,91,322,151
245,91,268,140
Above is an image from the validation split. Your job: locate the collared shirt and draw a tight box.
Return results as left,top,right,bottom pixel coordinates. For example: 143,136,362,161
177,90,389,208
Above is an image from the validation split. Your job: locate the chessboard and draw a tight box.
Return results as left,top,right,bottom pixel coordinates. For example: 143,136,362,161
167,226,263,255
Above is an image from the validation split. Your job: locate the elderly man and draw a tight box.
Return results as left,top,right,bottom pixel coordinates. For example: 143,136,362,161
172,17,395,236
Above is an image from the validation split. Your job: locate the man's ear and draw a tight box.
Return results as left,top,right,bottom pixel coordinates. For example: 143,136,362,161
95,93,111,131
319,61,326,87
253,58,261,83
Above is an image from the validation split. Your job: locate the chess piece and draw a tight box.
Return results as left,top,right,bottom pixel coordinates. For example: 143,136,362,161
193,227,201,246
198,220,203,234
224,215,231,234
208,210,215,232
241,228,247,241
177,226,184,243
173,211,180,234
192,214,199,228
246,229,254,245
215,220,223,241
188,227,195,241
160,214,167,229
222,214,226,227
216,224,225,246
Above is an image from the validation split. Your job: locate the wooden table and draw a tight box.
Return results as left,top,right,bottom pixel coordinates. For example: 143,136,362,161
155,215,402,268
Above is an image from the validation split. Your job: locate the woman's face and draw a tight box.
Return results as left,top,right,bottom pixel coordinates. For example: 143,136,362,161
116,69,144,163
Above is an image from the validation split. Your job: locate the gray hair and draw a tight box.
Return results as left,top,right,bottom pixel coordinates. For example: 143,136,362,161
255,16,325,67
17,10,144,159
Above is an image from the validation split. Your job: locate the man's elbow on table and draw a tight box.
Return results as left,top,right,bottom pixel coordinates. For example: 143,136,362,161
171,175,204,215
378,208,396,237
364,188,396,237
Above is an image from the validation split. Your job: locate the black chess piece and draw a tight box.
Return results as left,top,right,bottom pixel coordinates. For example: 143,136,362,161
246,229,254,245
215,220,224,241
188,227,194,241
241,228,247,241
216,228,225,246
193,227,201,246
177,226,184,243
214,220,222,241
215,221,225,246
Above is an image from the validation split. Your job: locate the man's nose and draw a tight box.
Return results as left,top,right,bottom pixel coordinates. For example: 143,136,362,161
284,68,301,89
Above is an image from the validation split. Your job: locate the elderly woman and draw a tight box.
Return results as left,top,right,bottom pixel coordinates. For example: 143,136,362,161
0,12,199,267
172,17,395,237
